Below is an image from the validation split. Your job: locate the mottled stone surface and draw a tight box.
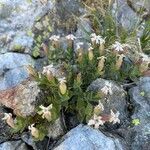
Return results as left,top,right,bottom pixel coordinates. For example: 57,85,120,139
0,140,29,150
48,118,65,139
0,0,55,53
112,0,140,31
88,78,128,128
129,77,150,150
0,53,34,90
53,125,127,150
0,80,40,117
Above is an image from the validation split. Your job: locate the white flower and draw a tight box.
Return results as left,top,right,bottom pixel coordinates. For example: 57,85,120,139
38,104,53,121
112,41,124,52
88,43,94,51
101,82,113,95
2,113,15,128
76,42,84,50
2,113,12,121
90,33,105,45
66,34,76,40
58,77,67,94
88,114,105,129
97,101,104,111
140,53,150,62
49,35,60,41
42,64,55,75
109,110,120,124
28,124,39,138
94,101,104,115
58,77,66,84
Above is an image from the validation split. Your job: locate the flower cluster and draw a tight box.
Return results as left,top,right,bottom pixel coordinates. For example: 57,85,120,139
101,82,113,95
49,35,60,41
88,108,120,129
112,41,130,53
38,104,53,122
90,33,105,45
42,64,55,80
2,113,15,128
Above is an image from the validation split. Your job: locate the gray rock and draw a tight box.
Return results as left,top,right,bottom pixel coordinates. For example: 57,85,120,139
0,80,40,117
128,0,150,12
0,0,55,53
21,133,48,150
48,118,65,139
53,125,127,150
0,52,34,90
21,118,65,150
129,77,150,150
9,32,33,53
75,17,92,40
0,140,29,150
112,0,140,31
88,78,128,128
0,106,12,143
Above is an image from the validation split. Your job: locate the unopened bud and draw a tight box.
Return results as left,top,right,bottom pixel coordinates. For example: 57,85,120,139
28,124,39,139
58,78,67,95
26,65,37,78
59,82,67,95
139,62,149,73
88,49,94,61
46,70,54,81
76,72,82,83
41,43,49,55
115,54,125,70
99,43,105,55
97,56,106,73
2,113,15,128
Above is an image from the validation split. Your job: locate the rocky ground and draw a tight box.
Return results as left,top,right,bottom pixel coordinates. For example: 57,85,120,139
0,0,150,150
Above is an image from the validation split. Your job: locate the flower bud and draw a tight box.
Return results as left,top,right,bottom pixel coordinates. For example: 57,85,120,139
58,78,67,95
46,70,54,81
59,82,67,95
99,43,105,55
26,65,37,78
2,113,15,128
28,124,39,139
76,72,82,84
139,61,149,73
88,49,94,61
41,43,49,55
97,56,106,73
115,54,125,70
77,52,83,63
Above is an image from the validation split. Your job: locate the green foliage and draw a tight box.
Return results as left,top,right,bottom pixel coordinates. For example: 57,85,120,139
132,119,140,126
32,47,40,58
140,20,150,54
12,4,145,141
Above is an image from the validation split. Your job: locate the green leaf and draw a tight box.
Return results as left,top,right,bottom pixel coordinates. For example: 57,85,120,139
85,103,93,122
132,119,140,126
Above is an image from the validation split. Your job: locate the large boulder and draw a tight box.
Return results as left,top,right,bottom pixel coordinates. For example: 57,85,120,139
0,53,34,90
0,79,40,117
88,78,128,128
0,0,55,53
53,125,128,150
112,0,140,31
129,77,150,150
0,140,29,150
